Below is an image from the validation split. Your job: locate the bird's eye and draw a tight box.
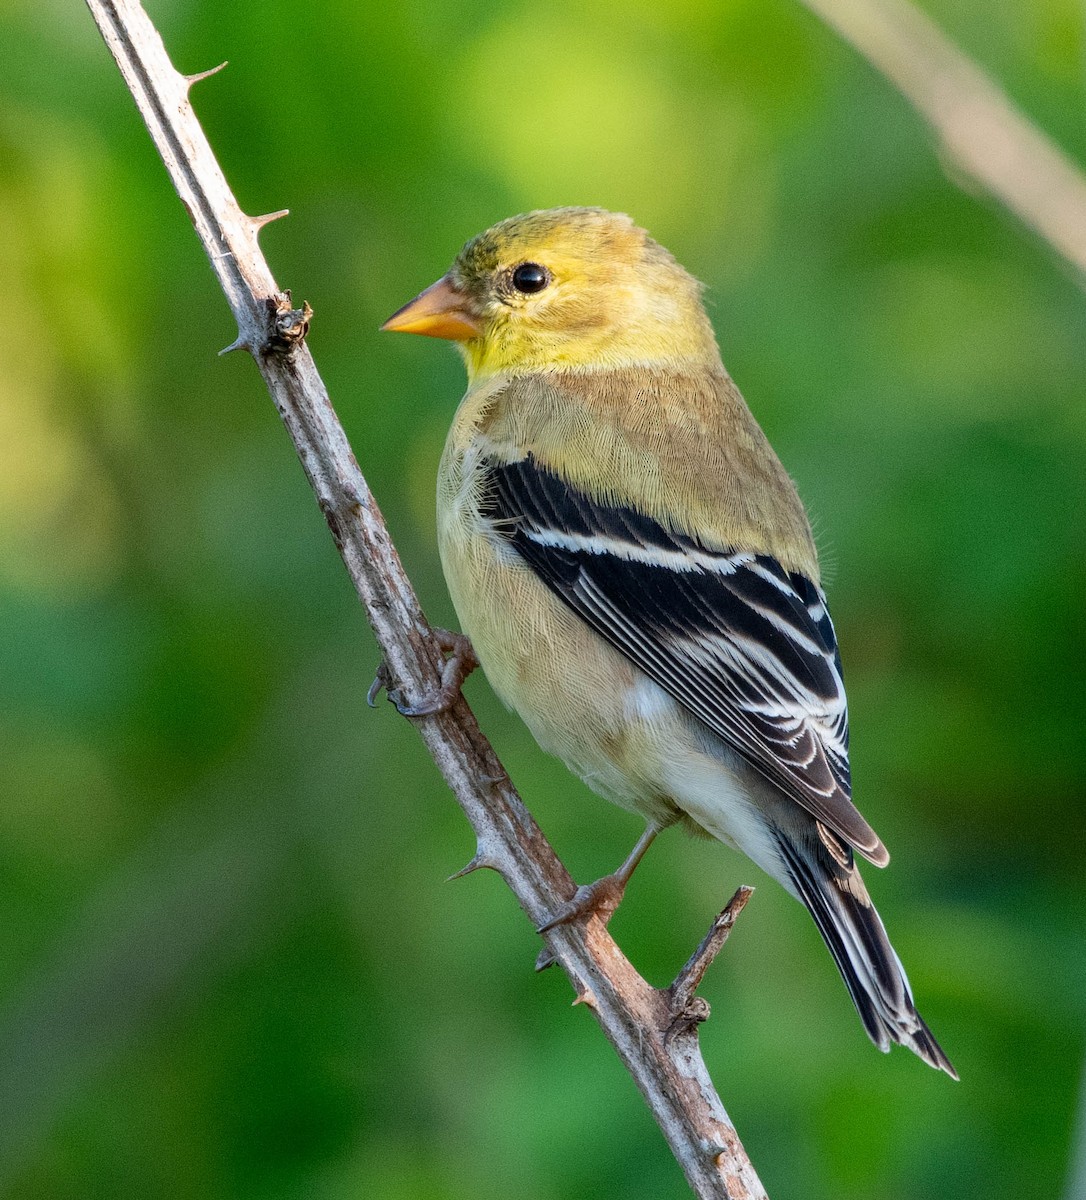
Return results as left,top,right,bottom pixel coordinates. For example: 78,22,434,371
511,262,550,294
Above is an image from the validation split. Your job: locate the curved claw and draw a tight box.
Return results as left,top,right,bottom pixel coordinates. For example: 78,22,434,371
392,691,445,718
366,667,390,709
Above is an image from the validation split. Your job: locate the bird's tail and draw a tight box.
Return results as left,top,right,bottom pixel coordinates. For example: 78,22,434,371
776,829,957,1078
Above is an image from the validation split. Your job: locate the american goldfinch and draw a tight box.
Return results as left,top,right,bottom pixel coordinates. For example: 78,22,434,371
382,207,955,1077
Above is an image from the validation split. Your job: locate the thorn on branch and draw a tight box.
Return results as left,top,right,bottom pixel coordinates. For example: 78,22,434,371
534,946,557,972
666,886,754,1035
251,208,290,233
572,987,597,1009
183,61,228,91
339,480,366,509
218,333,251,356
447,851,498,881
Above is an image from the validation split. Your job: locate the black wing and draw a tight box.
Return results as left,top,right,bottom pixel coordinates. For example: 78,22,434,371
481,453,887,865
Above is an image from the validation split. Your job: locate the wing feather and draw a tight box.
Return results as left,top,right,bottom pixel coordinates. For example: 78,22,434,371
482,453,888,866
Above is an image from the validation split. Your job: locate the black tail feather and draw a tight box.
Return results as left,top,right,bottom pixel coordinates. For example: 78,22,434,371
777,833,957,1079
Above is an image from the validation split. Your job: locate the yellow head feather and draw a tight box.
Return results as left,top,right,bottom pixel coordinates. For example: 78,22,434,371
447,207,720,381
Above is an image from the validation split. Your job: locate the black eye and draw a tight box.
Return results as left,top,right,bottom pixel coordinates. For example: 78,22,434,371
511,262,550,294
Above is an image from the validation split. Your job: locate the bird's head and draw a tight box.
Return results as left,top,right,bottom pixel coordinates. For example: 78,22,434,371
382,207,719,382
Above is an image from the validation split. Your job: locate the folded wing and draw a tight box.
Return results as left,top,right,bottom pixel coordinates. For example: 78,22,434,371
481,452,888,867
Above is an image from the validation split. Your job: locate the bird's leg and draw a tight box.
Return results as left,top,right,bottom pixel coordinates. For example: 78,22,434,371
538,823,661,934
367,628,478,717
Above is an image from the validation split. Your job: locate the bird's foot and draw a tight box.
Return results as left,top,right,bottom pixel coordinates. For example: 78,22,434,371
536,824,661,937
398,628,478,716
367,628,477,717
537,872,629,934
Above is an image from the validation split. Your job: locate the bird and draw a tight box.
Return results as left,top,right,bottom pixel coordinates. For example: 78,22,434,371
381,206,955,1077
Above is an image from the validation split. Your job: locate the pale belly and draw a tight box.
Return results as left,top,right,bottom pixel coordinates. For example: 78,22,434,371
438,512,665,814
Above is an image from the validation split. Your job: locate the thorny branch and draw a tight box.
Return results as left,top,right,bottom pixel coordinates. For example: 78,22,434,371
84,1,766,1196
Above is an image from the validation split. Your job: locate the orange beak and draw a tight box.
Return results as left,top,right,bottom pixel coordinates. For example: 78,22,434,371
380,275,482,341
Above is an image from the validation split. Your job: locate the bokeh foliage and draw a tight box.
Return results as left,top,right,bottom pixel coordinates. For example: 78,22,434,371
1,1,1084,1196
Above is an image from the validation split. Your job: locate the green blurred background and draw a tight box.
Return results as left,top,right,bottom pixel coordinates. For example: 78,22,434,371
2,1,1084,1196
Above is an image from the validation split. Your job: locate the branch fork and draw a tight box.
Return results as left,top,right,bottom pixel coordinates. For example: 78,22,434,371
666,887,755,1038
